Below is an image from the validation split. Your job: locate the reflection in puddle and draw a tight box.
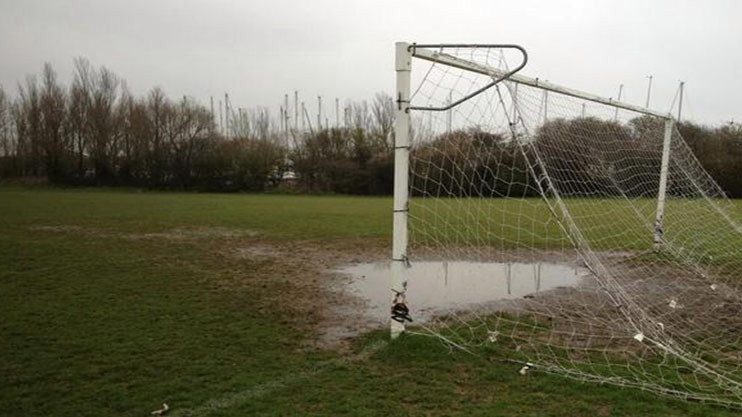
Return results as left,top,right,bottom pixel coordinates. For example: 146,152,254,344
337,261,588,323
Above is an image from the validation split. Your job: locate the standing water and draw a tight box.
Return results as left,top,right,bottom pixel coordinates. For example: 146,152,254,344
337,261,588,323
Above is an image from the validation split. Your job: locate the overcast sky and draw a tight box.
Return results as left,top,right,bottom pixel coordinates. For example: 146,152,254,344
1,0,739,124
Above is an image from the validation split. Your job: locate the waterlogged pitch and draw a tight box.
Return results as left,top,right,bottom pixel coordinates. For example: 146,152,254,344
1,187,740,416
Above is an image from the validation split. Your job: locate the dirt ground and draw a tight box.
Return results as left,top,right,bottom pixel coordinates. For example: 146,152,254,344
29,224,391,349
30,223,741,359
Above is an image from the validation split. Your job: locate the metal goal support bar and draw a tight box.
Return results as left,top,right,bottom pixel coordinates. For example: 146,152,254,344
410,44,672,120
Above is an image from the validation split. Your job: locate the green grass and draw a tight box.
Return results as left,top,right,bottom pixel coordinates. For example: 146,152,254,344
1,186,740,416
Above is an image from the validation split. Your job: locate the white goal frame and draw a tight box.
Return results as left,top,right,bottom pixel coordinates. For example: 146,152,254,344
390,41,675,337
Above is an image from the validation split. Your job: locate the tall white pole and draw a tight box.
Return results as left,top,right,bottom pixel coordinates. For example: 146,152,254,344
317,95,322,131
224,93,229,138
219,100,223,136
284,94,290,147
280,106,285,140
284,94,289,126
391,42,411,339
645,75,653,108
210,96,214,123
654,119,674,250
677,81,685,121
335,98,340,128
294,91,299,131
301,102,306,131
614,84,623,121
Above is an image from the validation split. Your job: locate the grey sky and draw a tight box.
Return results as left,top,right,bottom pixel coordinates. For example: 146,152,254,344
1,0,739,124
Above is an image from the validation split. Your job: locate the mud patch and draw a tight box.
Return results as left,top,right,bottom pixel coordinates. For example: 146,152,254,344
29,225,89,233
131,227,259,241
28,224,259,241
231,245,280,260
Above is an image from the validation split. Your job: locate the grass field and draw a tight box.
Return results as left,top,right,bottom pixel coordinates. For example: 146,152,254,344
1,186,740,416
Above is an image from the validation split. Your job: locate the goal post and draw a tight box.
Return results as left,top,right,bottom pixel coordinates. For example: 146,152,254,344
390,41,742,407
391,42,675,337
654,118,674,250
390,42,411,338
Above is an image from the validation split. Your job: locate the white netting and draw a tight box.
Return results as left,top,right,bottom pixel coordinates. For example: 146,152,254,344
405,45,742,407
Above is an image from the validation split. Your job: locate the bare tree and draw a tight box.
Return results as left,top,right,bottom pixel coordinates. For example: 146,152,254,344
16,75,42,177
0,86,9,159
68,58,94,178
371,92,394,150
349,100,371,132
165,97,213,187
39,63,68,181
146,87,168,185
87,66,121,181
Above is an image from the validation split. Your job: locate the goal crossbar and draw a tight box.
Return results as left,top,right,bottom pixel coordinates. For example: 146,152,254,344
410,43,672,120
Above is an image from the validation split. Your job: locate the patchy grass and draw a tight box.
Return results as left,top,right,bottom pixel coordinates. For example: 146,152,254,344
0,186,740,416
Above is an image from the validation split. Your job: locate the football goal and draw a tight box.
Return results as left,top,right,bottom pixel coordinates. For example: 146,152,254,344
391,42,742,407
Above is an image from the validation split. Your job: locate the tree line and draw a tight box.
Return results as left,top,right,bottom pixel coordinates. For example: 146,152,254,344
411,116,742,198
0,61,740,197
0,60,395,193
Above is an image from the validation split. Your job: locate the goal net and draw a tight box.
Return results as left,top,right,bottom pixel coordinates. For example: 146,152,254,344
392,43,742,407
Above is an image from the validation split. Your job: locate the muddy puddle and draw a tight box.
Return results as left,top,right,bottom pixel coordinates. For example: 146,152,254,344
337,261,589,323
